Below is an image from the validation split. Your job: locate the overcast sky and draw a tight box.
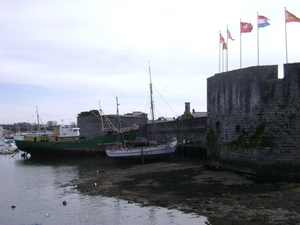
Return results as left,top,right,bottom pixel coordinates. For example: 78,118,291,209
1,0,299,125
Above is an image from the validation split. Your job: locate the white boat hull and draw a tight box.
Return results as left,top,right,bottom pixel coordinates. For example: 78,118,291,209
106,140,177,158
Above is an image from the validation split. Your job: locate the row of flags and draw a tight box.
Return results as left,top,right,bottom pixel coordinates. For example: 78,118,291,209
220,9,300,44
240,15,270,33
219,9,300,72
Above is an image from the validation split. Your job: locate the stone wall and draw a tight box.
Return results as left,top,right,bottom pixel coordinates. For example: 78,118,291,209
77,110,207,148
77,110,147,139
147,117,207,147
207,62,300,172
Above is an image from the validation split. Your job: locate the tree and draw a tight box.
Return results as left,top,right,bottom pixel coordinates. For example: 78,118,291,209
47,121,57,127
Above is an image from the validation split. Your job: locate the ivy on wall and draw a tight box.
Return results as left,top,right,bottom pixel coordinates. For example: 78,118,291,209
226,123,276,148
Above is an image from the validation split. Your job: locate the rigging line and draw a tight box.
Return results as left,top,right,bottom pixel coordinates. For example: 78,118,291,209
143,90,151,114
118,117,136,127
154,106,181,142
91,110,117,131
27,111,37,122
151,106,171,142
152,84,178,118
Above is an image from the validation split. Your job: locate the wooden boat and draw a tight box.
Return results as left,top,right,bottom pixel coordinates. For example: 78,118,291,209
106,138,177,163
106,62,178,162
14,108,139,157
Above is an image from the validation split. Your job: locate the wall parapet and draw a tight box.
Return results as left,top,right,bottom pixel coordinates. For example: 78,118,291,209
207,62,300,173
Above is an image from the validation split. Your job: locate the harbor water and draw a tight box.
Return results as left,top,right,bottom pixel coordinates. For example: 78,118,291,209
0,153,208,225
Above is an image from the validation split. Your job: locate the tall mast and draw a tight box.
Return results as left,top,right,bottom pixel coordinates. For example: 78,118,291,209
36,106,40,132
116,97,120,144
99,100,104,133
148,60,156,140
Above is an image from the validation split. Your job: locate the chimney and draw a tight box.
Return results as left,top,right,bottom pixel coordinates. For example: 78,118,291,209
184,102,191,114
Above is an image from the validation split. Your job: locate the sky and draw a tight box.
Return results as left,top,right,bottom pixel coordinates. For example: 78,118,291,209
1,0,300,125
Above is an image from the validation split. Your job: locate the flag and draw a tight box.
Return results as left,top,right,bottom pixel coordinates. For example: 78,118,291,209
258,15,270,28
220,33,225,43
227,29,235,40
286,9,300,23
240,22,253,33
223,42,227,50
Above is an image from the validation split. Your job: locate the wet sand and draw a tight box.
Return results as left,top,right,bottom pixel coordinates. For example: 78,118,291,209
75,157,300,225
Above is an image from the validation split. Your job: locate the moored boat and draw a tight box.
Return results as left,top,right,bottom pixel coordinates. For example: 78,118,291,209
14,106,139,157
14,125,139,157
106,138,177,162
105,62,177,163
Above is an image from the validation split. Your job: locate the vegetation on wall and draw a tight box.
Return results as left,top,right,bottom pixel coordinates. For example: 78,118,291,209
177,112,194,120
226,123,276,148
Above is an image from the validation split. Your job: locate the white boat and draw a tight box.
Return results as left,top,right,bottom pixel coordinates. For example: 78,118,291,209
106,138,177,160
106,62,178,162
1,141,19,155
0,127,19,154
14,126,79,141
0,126,7,153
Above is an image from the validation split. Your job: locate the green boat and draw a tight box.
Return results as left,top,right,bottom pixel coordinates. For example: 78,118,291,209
15,102,139,157
14,125,139,157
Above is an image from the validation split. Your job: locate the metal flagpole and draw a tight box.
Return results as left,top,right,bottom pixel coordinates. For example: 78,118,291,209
240,19,242,68
226,25,228,71
219,30,221,73
222,45,224,72
257,12,260,65
284,7,288,63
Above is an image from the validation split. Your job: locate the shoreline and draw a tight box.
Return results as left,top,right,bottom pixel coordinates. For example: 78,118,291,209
74,157,300,225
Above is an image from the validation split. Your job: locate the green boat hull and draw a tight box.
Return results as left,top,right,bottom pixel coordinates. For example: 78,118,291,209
15,129,138,157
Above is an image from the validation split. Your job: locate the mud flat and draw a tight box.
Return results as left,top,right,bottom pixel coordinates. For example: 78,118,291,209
75,157,300,225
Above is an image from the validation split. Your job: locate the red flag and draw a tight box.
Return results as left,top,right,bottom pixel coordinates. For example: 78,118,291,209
220,33,225,44
240,22,253,33
285,9,300,23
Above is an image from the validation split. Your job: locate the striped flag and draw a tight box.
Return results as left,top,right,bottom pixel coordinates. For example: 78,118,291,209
227,29,235,40
220,33,225,43
285,9,300,23
258,15,270,28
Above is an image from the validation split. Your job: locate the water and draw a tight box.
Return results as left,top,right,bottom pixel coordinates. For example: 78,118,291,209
0,154,208,225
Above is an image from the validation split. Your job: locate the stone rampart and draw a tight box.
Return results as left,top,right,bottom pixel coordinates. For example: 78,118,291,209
77,110,147,139
147,117,207,147
77,110,207,148
207,62,300,178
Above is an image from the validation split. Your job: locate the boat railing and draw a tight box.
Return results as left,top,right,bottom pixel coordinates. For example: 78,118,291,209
103,124,139,133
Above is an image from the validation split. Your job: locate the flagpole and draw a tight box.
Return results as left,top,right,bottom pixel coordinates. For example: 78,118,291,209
240,19,242,68
221,39,223,72
284,7,288,63
257,12,260,65
222,46,224,72
226,25,228,71
219,30,221,73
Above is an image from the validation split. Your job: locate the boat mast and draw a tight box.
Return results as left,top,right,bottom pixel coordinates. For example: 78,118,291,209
148,60,156,140
36,106,40,132
116,97,120,145
99,100,104,133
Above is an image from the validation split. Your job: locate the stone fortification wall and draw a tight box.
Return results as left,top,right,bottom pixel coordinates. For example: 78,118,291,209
77,111,147,139
77,109,207,148
147,117,207,148
207,62,300,173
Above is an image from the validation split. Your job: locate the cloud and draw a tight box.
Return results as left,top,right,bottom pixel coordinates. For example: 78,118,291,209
0,0,299,124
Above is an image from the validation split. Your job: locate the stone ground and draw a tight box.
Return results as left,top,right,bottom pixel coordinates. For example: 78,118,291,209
74,157,300,225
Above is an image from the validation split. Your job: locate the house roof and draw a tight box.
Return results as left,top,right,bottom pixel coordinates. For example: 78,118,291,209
192,112,207,118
